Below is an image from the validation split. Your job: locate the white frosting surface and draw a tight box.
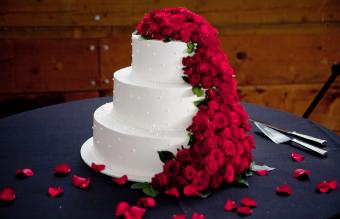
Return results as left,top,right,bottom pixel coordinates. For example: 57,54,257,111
90,34,197,181
131,34,187,83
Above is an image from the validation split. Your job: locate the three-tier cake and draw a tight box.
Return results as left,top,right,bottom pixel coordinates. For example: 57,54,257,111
81,33,198,182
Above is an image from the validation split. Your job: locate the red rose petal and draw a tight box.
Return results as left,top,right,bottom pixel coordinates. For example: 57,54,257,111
192,212,205,219
115,201,130,217
48,186,63,197
276,184,292,196
241,196,257,208
91,162,105,172
292,169,311,180
112,175,128,185
328,180,337,190
237,206,253,216
224,199,237,212
291,152,304,162
0,187,16,202
72,175,90,189
137,197,156,208
124,206,146,219
316,181,330,193
172,214,187,219
165,187,180,198
55,163,71,175
183,185,199,197
255,170,268,176
16,168,34,178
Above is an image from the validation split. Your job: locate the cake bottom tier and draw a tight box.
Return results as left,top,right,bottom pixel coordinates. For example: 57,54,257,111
81,102,189,182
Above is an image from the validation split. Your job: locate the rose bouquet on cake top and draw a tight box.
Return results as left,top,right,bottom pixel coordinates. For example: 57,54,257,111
133,7,255,197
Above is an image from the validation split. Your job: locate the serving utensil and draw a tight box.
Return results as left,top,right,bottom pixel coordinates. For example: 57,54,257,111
254,121,328,157
250,119,327,146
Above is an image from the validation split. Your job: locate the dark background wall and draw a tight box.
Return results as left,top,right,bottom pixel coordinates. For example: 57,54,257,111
0,0,339,133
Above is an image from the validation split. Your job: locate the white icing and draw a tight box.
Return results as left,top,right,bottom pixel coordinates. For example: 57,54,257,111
90,34,197,181
131,34,187,83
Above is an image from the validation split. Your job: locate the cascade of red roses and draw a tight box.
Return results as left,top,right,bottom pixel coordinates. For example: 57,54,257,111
136,8,255,196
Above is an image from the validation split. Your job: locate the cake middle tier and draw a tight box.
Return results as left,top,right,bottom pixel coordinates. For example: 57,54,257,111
113,67,198,131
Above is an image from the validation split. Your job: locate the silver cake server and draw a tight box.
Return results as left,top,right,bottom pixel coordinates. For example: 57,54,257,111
254,121,327,157
250,119,327,146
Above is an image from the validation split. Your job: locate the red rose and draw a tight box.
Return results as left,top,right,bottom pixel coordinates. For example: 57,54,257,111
230,111,241,126
198,62,210,74
202,76,212,88
183,165,197,181
224,164,235,184
219,127,232,140
179,30,191,42
193,170,211,191
211,174,223,189
173,176,187,190
221,140,236,157
177,148,192,164
213,112,229,130
210,148,225,167
189,74,201,86
204,155,218,175
164,160,181,177
151,173,169,191
182,57,195,67
170,14,186,23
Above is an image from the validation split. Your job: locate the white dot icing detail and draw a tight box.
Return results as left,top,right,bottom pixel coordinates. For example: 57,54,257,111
132,148,137,153
117,137,121,141
146,111,150,115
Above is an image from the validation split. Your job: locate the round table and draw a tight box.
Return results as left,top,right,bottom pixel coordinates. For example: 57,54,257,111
0,97,339,219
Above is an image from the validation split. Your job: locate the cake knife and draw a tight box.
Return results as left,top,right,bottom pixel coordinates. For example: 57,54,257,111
253,121,328,157
250,119,327,146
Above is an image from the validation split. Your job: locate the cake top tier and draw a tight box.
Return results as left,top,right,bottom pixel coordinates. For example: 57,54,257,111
131,33,187,84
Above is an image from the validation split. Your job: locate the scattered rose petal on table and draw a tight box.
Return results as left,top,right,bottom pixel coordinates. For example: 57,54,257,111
115,201,130,217
16,168,34,178
112,175,128,185
165,187,180,198
241,197,257,208
184,185,199,197
72,175,90,189
54,163,71,176
292,169,311,181
291,152,304,162
255,170,268,176
224,199,237,212
91,162,105,172
276,184,292,196
0,187,16,202
328,180,337,190
192,212,205,219
316,181,330,193
124,206,146,219
137,197,156,208
172,213,187,219
237,206,253,216
48,186,63,197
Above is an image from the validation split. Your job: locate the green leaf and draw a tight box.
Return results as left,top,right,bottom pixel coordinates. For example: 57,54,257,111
163,37,172,42
187,40,195,54
250,162,275,172
192,86,204,97
198,189,212,198
234,175,249,187
142,185,160,197
158,151,176,163
131,182,149,189
188,132,195,145
182,75,189,83
140,35,149,40
194,99,205,107
131,182,159,197
245,170,253,177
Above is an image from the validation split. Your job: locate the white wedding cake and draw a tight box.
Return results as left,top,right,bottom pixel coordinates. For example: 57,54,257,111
81,33,198,182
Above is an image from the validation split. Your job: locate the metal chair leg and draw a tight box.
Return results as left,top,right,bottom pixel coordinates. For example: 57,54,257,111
303,63,340,119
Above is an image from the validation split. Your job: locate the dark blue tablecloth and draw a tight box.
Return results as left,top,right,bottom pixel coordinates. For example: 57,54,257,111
0,97,339,219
